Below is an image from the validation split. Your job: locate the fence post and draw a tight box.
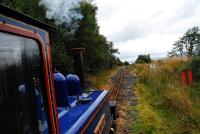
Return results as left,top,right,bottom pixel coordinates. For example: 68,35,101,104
181,71,187,85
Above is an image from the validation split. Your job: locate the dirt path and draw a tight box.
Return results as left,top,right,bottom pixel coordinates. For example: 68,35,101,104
111,69,137,134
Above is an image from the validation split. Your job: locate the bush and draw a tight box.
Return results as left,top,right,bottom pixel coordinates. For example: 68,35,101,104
180,57,200,81
124,61,129,65
189,57,200,81
135,54,151,64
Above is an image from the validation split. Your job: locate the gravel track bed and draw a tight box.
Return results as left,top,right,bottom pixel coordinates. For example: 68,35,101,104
112,71,137,134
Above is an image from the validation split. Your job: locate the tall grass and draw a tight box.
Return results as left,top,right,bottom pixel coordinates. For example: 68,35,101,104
131,59,200,134
87,67,119,89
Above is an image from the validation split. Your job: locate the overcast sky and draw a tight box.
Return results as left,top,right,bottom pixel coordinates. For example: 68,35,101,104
96,0,200,62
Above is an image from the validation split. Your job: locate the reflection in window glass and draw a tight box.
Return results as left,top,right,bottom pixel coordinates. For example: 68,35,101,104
0,32,49,134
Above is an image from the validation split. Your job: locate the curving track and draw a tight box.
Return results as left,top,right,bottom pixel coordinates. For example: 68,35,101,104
109,68,137,134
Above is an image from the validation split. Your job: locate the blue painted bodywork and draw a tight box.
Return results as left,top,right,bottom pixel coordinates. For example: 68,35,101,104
0,15,112,134
0,15,47,45
58,90,108,134
53,72,70,107
66,74,82,96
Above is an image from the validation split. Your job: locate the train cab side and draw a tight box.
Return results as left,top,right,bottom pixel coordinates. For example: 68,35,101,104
0,4,113,134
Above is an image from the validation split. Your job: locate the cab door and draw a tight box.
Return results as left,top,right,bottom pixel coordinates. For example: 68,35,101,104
0,32,50,134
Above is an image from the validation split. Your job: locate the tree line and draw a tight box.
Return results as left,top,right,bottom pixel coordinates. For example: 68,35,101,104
1,0,122,74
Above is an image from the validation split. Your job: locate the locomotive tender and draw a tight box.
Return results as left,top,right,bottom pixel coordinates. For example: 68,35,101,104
0,4,116,134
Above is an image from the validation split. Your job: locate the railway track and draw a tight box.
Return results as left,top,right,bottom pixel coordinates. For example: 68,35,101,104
109,68,128,101
109,68,137,134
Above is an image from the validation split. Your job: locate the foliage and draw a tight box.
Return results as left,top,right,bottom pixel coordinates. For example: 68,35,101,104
169,26,200,59
115,57,124,66
124,61,129,65
0,0,121,74
168,39,184,57
131,59,200,134
188,57,200,81
135,54,151,64
50,28,74,74
170,26,200,81
74,1,119,73
178,57,200,81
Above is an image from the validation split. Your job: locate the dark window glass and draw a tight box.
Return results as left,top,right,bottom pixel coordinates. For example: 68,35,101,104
0,32,49,134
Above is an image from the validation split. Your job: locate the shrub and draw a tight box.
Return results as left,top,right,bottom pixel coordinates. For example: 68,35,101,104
124,61,129,65
135,54,151,64
189,57,200,81
180,57,200,81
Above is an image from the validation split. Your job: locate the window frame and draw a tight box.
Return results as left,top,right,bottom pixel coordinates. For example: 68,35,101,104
0,23,58,134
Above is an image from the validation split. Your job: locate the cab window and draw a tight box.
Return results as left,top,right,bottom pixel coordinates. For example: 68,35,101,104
0,32,49,134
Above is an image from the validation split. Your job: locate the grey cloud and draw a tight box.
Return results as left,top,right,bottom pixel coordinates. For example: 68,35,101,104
164,0,200,27
97,0,200,62
173,0,200,21
151,10,164,19
149,0,200,34
110,23,151,43
97,5,115,21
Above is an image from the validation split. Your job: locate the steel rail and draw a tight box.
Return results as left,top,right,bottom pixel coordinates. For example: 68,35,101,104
109,69,127,101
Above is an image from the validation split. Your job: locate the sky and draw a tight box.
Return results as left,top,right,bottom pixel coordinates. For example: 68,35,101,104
96,0,200,62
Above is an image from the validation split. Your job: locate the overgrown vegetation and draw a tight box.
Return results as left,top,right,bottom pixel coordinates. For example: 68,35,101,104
87,67,119,89
0,0,121,74
183,57,200,82
133,26,200,133
131,59,200,134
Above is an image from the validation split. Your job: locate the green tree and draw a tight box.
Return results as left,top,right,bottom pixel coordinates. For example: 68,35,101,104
74,1,119,73
169,26,200,59
183,26,200,59
1,0,49,22
1,1,120,74
50,27,74,74
135,54,151,64
168,38,184,57
124,61,129,65
1,0,75,74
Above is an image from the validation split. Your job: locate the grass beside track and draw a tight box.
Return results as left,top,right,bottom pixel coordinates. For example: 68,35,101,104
87,67,119,90
130,59,200,134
